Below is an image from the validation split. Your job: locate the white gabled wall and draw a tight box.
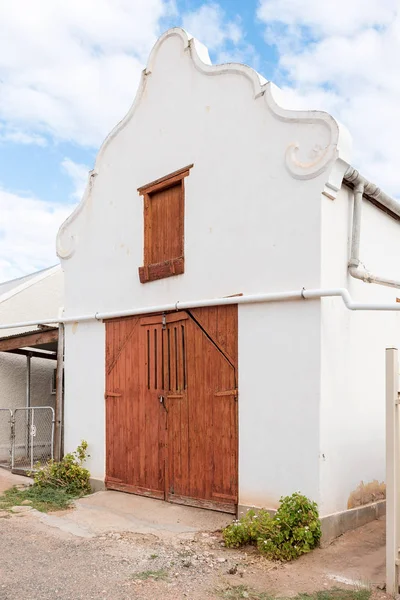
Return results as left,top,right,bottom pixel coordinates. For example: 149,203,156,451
320,186,400,515
58,30,349,505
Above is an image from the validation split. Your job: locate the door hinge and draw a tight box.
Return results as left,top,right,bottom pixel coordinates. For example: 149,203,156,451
214,390,238,398
162,313,166,330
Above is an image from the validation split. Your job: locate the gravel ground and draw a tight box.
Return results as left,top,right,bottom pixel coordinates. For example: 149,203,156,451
0,508,390,600
0,511,263,600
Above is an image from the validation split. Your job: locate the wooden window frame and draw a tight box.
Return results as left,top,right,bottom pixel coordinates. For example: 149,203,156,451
138,164,193,283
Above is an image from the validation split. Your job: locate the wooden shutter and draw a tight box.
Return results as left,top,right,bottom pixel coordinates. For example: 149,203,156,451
138,165,193,283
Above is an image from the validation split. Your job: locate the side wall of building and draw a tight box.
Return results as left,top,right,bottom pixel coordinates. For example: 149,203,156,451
320,186,400,516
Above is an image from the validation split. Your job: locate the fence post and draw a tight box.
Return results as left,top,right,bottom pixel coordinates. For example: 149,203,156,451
386,347,400,596
54,324,64,462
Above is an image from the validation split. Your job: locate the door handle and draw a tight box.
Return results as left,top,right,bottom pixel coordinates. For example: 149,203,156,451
159,395,168,412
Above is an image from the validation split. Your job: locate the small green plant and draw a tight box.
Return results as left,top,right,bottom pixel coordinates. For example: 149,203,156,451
222,509,271,548
0,485,76,512
223,492,321,561
149,554,158,560
33,440,91,495
131,569,168,581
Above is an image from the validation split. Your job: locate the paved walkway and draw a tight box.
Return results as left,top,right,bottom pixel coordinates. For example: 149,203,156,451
0,469,231,539
0,468,32,493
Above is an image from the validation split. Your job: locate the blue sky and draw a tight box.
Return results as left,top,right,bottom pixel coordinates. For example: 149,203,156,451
0,0,398,281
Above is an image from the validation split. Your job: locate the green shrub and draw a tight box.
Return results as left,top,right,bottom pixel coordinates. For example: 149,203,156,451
0,485,76,512
32,440,91,495
223,509,272,548
223,492,321,561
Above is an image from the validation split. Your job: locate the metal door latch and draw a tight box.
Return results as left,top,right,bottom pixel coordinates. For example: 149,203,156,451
159,395,168,412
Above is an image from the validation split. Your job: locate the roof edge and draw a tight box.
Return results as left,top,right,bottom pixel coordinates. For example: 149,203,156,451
0,265,61,306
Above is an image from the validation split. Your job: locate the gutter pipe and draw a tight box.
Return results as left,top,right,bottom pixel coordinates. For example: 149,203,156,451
1,287,400,332
344,167,400,289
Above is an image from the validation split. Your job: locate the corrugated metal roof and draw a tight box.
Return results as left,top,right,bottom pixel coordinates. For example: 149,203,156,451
0,265,58,296
0,326,58,343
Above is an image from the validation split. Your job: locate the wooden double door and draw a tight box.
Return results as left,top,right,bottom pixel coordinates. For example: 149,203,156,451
105,305,238,513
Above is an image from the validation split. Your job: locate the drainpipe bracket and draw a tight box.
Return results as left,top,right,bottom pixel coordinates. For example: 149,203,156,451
349,264,374,284
348,259,360,269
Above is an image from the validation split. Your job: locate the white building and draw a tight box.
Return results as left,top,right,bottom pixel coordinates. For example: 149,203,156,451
0,266,63,467
56,28,400,538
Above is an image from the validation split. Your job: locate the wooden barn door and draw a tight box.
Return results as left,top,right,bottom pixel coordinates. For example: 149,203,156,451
105,305,238,513
105,315,166,498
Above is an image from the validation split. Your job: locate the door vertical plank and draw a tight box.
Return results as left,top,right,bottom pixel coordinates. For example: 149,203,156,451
163,327,170,500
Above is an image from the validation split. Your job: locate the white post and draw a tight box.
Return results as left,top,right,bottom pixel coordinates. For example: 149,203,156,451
25,354,31,460
54,324,64,462
386,348,400,596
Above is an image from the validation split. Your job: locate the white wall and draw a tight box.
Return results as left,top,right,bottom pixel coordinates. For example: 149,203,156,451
58,30,349,502
63,320,105,480
238,301,321,509
0,353,57,462
320,186,400,515
0,353,56,410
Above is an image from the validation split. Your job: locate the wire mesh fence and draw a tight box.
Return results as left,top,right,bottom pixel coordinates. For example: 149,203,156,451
0,408,12,469
0,407,55,472
12,407,55,471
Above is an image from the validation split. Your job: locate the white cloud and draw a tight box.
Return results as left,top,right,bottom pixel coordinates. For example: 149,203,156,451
182,3,258,66
0,188,76,281
61,158,90,201
182,3,241,49
0,127,47,147
257,0,396,38
0,0,176,147
257,0,400,196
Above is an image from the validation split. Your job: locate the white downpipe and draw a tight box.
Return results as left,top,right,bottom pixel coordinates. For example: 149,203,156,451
346,167,400,289
2,287,400,332
345,166,400,220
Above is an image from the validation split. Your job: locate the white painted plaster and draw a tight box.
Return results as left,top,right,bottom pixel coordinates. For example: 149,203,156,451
63,321,105,480
320,186,400,515
238,301,321,509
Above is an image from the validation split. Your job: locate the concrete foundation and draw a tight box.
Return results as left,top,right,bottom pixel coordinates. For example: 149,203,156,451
320,499,386,547
89,478,106,492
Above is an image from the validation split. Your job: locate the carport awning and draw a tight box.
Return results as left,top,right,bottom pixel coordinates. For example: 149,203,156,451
0,327,58,360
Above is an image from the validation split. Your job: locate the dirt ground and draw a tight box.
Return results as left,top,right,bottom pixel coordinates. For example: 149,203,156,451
0,474,390,600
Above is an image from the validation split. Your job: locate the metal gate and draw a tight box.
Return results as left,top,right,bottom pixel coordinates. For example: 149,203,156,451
0,408,12,468
0,407,54,472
